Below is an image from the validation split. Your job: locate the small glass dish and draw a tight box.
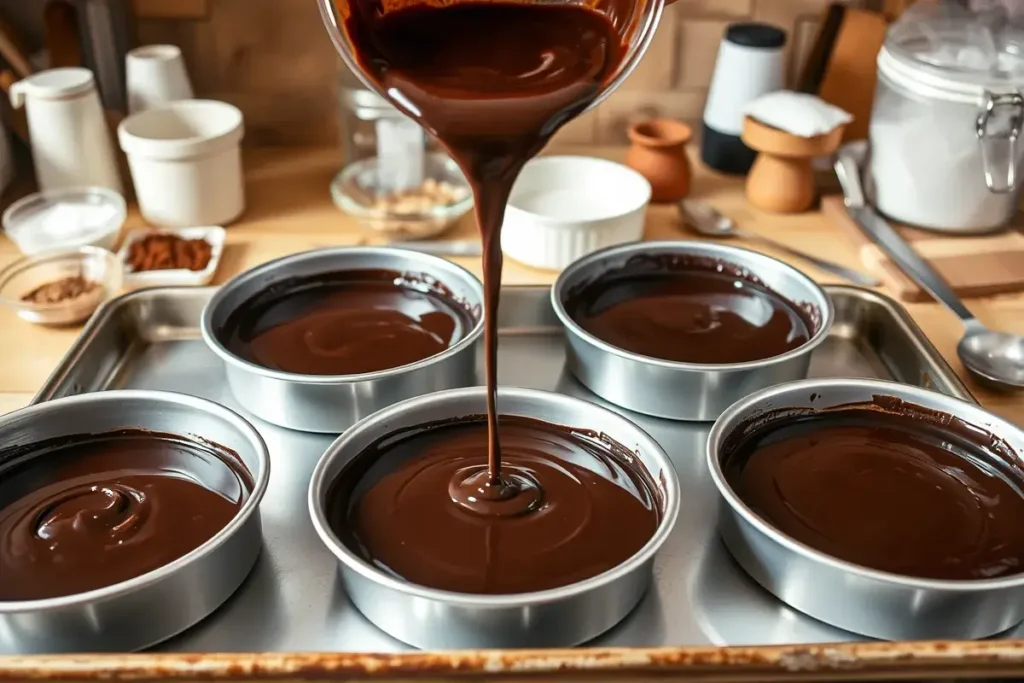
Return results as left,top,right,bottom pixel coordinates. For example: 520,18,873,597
2,187,127,256
0,246,123,326
330,152,473,240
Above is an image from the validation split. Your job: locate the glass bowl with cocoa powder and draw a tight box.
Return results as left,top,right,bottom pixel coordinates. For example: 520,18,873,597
0,246,122,326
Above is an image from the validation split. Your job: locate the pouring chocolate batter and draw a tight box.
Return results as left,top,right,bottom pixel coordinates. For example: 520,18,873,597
344,1,629,510
0,430,252,601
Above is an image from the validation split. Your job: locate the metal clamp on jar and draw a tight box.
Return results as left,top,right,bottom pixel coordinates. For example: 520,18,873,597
869,1,1024,233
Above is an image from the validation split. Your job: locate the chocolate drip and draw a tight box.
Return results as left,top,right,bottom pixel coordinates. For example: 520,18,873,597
565,255,814,364
0,430,252,601
723,406,1024,581
329,416,659,594
220,269,477,376
344,0,627,493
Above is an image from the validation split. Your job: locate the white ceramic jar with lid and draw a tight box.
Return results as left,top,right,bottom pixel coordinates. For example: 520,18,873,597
869,2,1024,232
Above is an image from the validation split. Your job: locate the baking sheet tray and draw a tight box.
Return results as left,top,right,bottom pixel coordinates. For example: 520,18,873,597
14,284,1024,680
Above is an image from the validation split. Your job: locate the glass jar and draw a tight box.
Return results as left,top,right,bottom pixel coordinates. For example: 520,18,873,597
334,69,472,239
869,0,1024,233
338,70,446,166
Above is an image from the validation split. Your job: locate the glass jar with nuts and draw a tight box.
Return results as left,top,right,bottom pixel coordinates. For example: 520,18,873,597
335,68,472,240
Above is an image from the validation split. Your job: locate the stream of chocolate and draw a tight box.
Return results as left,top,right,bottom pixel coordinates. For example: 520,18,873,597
344,1,628,511
723,407,1024,580
220,269,477,375
330,416,659,594
0,430,252,600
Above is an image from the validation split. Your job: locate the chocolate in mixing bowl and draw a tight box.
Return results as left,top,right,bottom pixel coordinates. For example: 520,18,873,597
723,403,1024,581
0,430,252,601
328,416,660,594
344,0,628,499
219,269,477,376
565,255,815,364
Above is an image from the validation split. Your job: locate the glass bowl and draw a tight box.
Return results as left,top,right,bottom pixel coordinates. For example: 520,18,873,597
330,152,473,239
316,0,664,127
2,187,127,256
0,246,123,326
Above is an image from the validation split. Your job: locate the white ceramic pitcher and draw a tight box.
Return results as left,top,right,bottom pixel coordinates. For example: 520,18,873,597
10,68,123,194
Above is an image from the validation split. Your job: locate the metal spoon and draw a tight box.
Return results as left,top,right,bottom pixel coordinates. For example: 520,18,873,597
834,146,1024,391
678,198,881,287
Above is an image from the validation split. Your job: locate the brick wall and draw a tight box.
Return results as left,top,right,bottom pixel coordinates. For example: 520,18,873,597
135,0,865,147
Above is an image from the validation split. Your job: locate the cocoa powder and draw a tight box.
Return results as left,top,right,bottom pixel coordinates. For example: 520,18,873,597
21,276,99,305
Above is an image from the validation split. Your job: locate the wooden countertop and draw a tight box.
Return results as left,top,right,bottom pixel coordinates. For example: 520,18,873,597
2,146,1023,425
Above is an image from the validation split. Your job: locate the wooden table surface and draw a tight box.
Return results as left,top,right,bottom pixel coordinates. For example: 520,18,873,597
2,145,1023,425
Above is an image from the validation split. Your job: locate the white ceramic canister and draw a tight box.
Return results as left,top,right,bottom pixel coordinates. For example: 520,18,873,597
10,68,123,194
869,7,1024,233
118,100,245,227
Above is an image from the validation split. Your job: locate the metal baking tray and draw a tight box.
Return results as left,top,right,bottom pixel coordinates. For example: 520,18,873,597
14,283,1024,680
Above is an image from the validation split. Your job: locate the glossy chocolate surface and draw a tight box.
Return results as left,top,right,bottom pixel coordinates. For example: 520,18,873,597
220,269,477,376
329,416,660,594
723,403,1024,581
565,255,815,364
345,0,627,485
0,430,252,601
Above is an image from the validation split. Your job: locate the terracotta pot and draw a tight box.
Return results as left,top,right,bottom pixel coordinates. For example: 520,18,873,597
626,118,693,203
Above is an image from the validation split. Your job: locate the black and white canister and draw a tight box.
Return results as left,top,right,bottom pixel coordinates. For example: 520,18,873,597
701,22,786,176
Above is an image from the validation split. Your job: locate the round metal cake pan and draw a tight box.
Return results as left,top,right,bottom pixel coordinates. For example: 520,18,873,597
551,240,834,422
201,246,484,433
0,390,269,654
308,386,680,649
707,378,1024,641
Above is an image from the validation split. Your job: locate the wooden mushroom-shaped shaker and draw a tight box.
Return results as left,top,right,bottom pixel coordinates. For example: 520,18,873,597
626,118,693,203
742,116,845,214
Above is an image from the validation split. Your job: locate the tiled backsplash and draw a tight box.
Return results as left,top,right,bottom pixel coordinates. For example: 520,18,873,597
136,0,867,147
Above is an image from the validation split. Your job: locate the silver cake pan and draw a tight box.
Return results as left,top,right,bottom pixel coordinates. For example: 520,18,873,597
707,377,1024,640
551,240,834,422
0,390,269,653
201,246,484,433
308,386,680,649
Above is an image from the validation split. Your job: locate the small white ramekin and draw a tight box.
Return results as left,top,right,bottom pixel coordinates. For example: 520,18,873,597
118,100,245,227
501,156,651,271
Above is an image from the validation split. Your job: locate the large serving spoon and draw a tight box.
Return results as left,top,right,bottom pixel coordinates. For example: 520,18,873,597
679,198,881,287
834,146,1024,391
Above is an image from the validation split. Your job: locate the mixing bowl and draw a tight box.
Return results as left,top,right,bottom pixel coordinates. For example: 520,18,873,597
317,0,664,127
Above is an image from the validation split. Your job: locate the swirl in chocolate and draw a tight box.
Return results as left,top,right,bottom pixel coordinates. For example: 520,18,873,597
0,430,252,601
329,416,660,594
220,269,477,376
723,406,1024,581
566,256,814,364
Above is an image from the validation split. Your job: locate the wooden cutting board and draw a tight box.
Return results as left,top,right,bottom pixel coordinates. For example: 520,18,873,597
821,194,1024,302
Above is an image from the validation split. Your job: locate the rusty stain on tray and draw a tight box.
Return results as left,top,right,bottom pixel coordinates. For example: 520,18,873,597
3,642,1024,680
